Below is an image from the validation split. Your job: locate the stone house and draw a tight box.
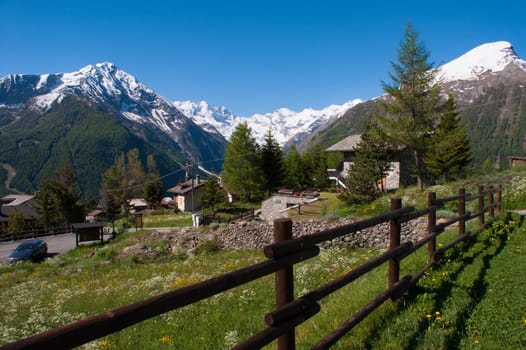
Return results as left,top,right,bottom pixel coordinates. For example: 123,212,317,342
167,176,208,212
326,134,410,191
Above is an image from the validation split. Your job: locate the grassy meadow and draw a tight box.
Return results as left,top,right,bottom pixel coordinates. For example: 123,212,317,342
1,170,526,349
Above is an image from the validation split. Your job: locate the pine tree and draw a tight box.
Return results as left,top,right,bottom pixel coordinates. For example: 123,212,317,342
261,129,285,196
376,22,443,190
283,145,304,190
221,122,264,201
202,175,226,213
143,155,164,208
424,95,471,182
39,161,84,227
302,144,330,189
338,127,391,205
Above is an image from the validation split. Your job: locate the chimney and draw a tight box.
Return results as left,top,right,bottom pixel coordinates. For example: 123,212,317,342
196,174,200,184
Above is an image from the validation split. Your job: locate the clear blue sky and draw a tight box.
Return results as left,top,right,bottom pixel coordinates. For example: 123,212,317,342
1,0,525,116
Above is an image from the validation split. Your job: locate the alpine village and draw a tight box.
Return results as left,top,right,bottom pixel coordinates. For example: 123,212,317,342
1,24,526,349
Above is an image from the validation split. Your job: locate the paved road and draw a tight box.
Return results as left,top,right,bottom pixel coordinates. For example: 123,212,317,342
0,233,111,264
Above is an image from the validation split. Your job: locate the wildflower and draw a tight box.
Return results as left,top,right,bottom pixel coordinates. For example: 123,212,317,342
426,314,432,320
435,311,441,316
474,339,480,345
160,335,173,345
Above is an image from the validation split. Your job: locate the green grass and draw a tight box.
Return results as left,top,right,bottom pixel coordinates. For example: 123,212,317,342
2,169,526,349
1,214,524,349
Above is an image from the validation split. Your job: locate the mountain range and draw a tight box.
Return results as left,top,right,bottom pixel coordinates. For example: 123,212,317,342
0,41,525,196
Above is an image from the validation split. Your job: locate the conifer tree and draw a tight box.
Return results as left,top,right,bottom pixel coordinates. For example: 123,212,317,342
261,129,285,196
143,155,164,208
338,126,391,205
221,122,264,201
376,22,443,190
283,145,304,190
424,95,471,182
202,174,226,213
39,161,84,227
302,144,330,189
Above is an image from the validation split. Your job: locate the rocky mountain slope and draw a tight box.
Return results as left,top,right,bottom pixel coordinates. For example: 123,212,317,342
0,63,226,196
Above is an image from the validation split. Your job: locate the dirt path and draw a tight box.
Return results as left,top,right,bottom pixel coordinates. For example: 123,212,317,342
1,163,21,194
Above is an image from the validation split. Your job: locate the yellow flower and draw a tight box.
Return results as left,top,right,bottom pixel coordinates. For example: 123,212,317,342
160,335,173,345
474,339,480,345
435,311,441,316
426,314,432,320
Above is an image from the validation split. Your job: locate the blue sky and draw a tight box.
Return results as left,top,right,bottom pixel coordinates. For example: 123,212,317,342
1,0,525,116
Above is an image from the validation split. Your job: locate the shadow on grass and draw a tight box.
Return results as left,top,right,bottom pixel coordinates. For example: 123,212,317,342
360,217,510,349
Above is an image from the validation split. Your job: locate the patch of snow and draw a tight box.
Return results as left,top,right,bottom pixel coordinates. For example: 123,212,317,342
438,41,526,81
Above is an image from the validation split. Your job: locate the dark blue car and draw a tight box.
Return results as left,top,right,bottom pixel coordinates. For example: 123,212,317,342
7,239,48,264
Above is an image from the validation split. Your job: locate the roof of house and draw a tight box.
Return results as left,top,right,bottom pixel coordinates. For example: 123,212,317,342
1,194,36,206
128,198,148,207
325,134,362,152
167,178,207,195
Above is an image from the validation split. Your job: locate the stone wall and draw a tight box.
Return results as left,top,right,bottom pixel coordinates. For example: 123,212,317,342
212,217,428,250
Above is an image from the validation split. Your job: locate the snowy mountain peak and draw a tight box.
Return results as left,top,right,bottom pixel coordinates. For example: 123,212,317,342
178,98,363,146
439,41,526,81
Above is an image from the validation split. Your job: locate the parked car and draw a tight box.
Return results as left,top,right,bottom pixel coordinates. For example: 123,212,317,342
7,239,48,264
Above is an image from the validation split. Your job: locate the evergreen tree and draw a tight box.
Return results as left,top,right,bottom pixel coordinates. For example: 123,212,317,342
101,149,148,214
261,129,285,196
283,145,304,190
221,123,264,201
202,175,226,213
424,96,471,182
338,127,391,205
143,155,164,208
376,22,443,190
302,144,330,189
35,179,61,230
39,161,84,227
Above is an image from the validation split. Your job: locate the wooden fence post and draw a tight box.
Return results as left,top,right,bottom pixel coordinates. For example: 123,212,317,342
478,186,485,226
496,184,502,213
488,186,494,218
458,188,466,237
273,218,295,350
389,198,402,289
428,192,436,259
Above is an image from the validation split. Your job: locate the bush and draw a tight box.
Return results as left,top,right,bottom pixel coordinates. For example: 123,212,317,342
197,238,221,254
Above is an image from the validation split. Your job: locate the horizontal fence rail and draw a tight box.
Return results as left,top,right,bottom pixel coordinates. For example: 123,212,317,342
1,185,504,350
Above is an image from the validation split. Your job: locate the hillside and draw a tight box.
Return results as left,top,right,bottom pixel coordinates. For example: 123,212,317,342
299,42,526,169
0,63,227,196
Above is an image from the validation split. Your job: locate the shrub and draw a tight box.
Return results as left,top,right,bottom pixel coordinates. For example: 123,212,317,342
197,238,221,254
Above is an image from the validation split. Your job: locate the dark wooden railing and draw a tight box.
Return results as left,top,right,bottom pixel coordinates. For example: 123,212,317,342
0,225,71,242
1,185,503,350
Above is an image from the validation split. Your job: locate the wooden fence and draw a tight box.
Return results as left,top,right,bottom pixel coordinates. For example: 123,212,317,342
1,185,503,350
0,225,71,242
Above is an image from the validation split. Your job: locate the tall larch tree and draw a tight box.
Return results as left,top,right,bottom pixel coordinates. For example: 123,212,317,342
221,122,264,201
424,95,471,182
376,22,444,190
261,129,285,196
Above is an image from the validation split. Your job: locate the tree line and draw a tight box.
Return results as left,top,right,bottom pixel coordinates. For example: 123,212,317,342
221,123,330,202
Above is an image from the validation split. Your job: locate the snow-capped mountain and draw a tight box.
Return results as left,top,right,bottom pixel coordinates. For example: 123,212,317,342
175,99,363,146
173,100,240,137
0,62,225,156
438,41,526,81
0,62,226,195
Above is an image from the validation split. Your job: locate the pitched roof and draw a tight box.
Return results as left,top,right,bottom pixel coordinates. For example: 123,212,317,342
167,178,207,195
325,134,362,152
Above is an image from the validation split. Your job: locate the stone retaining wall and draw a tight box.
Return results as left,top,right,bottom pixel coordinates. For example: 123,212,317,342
212,217,428,250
